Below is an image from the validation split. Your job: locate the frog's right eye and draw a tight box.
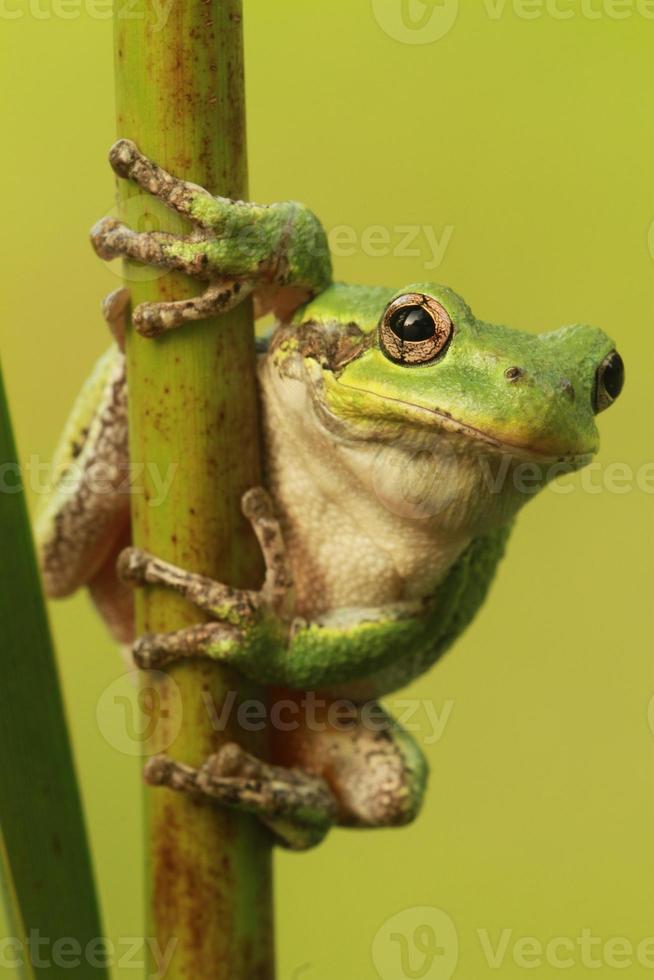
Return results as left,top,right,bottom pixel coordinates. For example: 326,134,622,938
593,350,625,413
380,293,453,366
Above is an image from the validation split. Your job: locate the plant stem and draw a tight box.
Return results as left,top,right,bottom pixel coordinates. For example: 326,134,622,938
113,1,274,976
0,362,108,978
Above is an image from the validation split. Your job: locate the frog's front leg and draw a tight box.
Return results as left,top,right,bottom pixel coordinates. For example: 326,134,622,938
121,485,292,670
91,139,332,337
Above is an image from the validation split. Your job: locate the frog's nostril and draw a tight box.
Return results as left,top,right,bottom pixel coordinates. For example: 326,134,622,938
561,379,576,402
505,366,524,382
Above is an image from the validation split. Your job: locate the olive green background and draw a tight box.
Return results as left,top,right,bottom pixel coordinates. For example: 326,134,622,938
0,1,652,977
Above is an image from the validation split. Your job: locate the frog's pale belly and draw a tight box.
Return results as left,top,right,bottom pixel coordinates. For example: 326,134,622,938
260,361,471,620
270,454,403,617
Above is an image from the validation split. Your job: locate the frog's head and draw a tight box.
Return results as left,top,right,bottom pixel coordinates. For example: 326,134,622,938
269,282,624,532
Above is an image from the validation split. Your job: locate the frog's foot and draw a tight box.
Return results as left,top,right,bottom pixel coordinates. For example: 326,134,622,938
91,217,255,338
120,487,292,670
91,139,331,336
144,743,337,850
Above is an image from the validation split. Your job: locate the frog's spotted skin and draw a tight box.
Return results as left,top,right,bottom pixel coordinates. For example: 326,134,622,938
36,142,624,850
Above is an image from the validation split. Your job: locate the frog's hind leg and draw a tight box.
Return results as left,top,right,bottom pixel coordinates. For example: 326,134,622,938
273,698,429,833
144,743,338,851
36,297,134,642
144,701,427,850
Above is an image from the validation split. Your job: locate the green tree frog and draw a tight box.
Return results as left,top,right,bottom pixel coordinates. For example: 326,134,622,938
36,141,625,850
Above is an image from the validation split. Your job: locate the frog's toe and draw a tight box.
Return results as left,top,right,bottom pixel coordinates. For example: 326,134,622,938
90,217,125,260
132,623,244,670
108,138,140,179
132,279,253,338
117,546,152,585
107,138,213,222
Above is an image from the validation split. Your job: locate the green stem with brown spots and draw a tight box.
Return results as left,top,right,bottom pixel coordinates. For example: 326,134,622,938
113,2,274,977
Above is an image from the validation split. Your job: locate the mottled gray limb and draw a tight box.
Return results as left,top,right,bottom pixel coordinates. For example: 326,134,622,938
132,279,255,338
144,756,200,796
90,217,210,279
144,743,338,850
132,622,243,670
109,139,213,222
117,547,260,624
241,487,294,614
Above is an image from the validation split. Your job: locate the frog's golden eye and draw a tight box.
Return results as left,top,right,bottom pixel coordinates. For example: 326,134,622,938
593,350,625,413
380,293,453,366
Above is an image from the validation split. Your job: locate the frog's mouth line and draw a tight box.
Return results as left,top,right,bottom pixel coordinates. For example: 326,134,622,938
329,382,596,465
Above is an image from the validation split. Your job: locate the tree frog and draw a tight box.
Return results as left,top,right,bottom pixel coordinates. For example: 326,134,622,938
36,141,625,850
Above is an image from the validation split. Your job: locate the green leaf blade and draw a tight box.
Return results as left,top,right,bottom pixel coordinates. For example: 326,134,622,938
0,361,109,978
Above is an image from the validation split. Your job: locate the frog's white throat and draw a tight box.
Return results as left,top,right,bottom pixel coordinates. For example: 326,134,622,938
260,361,519,617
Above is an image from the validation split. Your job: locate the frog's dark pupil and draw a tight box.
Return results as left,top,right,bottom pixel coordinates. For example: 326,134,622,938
389,305,434,343
602,351,624,401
